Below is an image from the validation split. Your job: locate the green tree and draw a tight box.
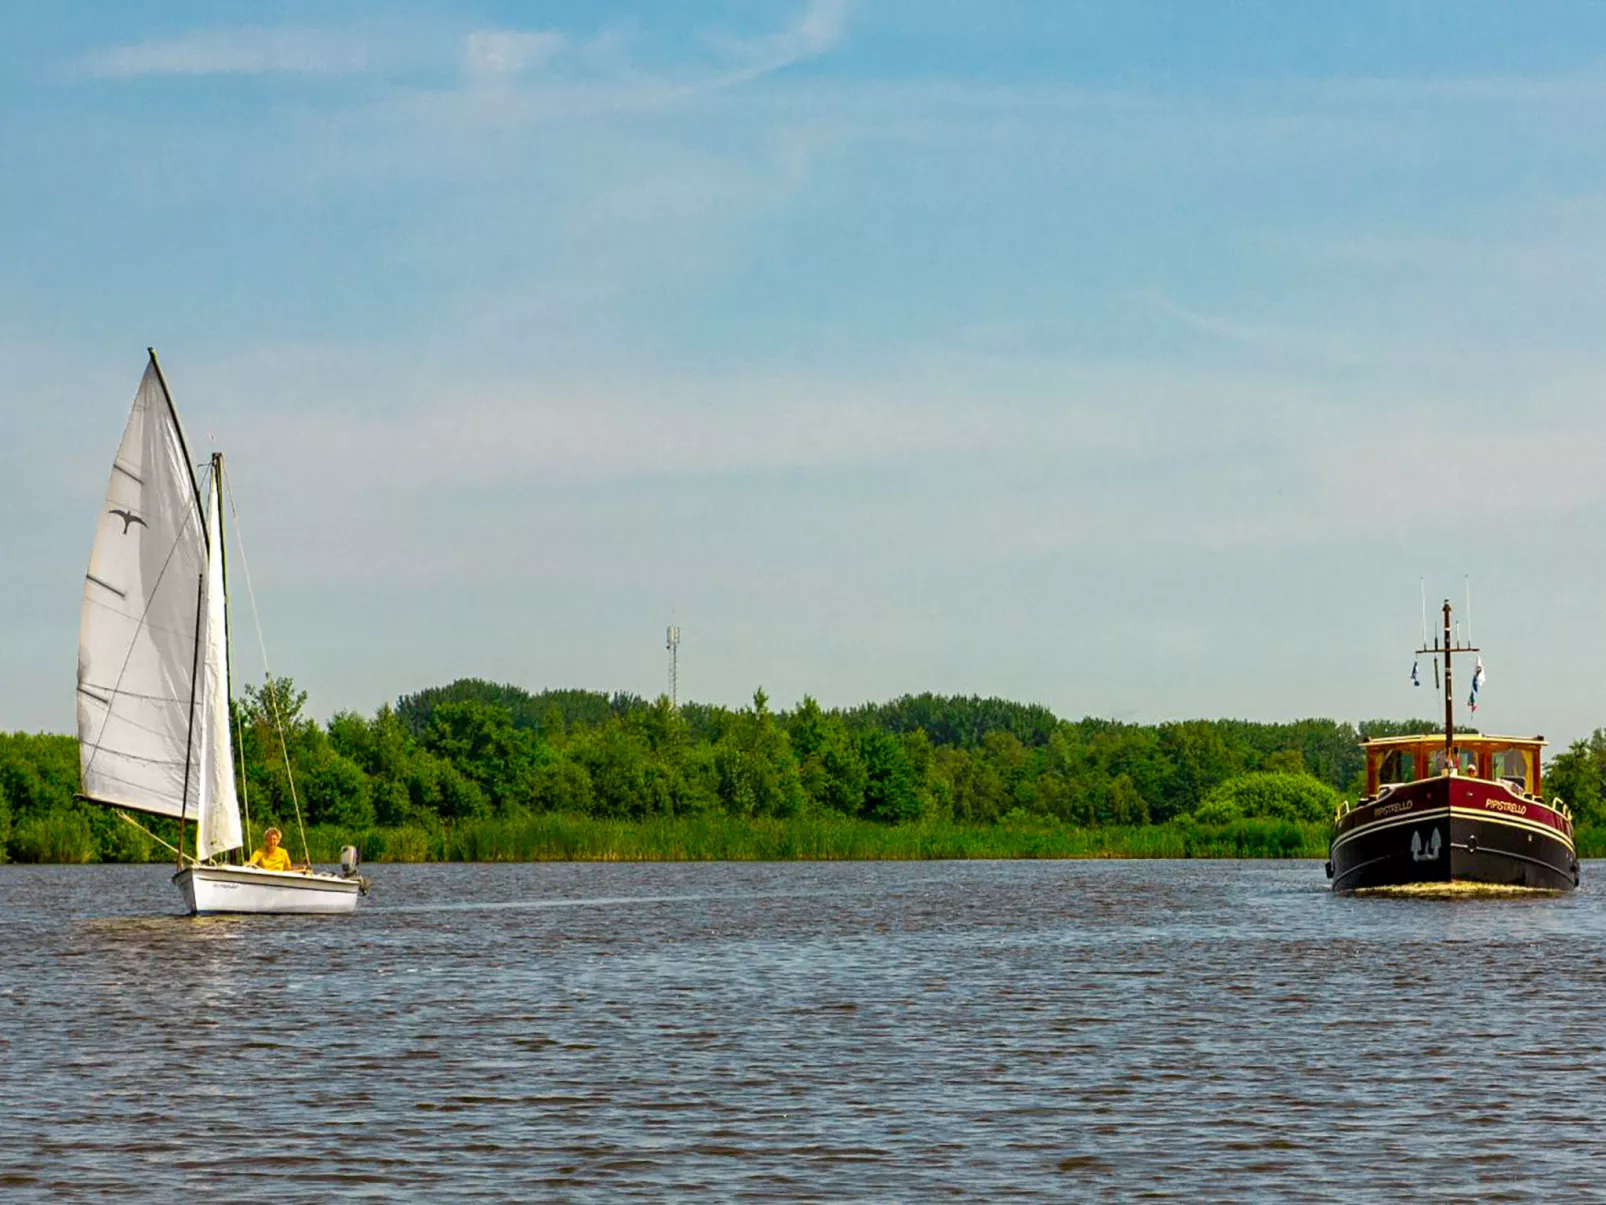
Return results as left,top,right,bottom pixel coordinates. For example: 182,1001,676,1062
858,729,919,823
1261,749,1307,775
299,746,375,829
567,722,662,818
1156,721,1245,819
1106,773,1150,825
420,700,545,815
0,732,80,820
396,678,645,737
935,745,1008,823
530,758,594,814
1546,731,1606,827
713,689,804,817
328,706,432,826
791,697,868,816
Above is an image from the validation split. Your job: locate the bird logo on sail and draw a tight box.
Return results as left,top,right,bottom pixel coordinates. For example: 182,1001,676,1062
108,508,147,534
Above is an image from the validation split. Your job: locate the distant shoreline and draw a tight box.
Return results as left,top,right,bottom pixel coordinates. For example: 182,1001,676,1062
10,811,1600,867
10,814,1340,865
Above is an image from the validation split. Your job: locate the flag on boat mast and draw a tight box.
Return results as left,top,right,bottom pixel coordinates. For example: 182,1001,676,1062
1410,660,1420,688
1468,658,1486,713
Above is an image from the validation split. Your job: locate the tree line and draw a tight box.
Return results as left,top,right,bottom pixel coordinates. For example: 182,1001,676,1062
8,674,1571,862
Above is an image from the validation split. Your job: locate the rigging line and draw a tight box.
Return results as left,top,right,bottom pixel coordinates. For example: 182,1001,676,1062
82,498,205,782
233,692,253,859
77,695,198,743
87,776,190,806
222,472,311,868
82,596,203,643
79,682,190,704
80,745,189,768
115,811,190,864
90,765,195,794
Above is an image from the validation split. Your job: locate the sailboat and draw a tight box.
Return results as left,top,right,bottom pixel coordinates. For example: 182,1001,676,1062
77,350,366,915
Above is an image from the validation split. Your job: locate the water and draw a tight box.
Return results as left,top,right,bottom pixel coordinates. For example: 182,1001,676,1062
2,860,1605,1200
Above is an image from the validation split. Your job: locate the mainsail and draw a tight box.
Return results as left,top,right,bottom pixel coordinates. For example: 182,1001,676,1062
78,356,243,858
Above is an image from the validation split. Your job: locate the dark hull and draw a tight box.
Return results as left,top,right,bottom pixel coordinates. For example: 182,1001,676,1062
1329,776,1577,893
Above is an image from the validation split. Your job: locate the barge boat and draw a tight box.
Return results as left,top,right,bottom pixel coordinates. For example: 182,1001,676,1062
1327,601,1578,893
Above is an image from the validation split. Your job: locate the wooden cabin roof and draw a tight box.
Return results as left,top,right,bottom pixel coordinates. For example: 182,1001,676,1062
1359,733,1545,751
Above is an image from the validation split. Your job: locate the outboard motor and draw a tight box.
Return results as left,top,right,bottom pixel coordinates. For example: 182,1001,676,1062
339,844,372,895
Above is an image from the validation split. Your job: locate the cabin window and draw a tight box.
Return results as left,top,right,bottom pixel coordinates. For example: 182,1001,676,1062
1378,749,1416,784
1491,748,1528,789
1428,748,1477,775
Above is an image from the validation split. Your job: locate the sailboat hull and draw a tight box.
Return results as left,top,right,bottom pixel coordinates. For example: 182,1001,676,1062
174,865,363,915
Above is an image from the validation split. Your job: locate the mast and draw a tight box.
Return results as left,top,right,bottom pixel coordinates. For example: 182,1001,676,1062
214,451,244,865
1441,601,1454,762
1416,598,1478,771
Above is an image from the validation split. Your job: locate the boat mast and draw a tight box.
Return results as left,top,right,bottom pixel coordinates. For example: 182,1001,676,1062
1416,598,1479,770
214,450,244,865
1441,600,1454,763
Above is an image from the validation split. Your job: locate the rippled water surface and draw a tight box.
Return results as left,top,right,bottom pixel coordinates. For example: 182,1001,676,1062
4,860,1606,1200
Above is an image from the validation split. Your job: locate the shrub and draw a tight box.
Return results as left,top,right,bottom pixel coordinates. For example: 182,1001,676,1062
1196,772,1342,824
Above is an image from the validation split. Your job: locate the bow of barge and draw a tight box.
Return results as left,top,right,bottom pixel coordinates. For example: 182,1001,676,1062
1328,599,1578,893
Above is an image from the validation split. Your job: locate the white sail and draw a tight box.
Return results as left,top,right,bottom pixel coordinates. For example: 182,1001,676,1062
195,466,242,860
78,359,208,819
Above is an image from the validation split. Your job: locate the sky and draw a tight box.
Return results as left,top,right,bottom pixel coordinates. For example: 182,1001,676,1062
6,1,1606,745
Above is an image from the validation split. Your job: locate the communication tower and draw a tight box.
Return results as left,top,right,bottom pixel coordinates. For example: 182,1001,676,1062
666,624,681,710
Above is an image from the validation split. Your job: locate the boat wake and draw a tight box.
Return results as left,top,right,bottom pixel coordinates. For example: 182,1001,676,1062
1353,881,1565,899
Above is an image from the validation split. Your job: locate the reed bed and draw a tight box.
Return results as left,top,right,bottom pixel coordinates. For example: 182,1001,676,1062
20,812,1603,869
8,813,98,864
3,812,1334,864
304,814,1332,865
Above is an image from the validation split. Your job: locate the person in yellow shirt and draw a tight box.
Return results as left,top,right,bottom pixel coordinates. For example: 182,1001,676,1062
246,827,305,873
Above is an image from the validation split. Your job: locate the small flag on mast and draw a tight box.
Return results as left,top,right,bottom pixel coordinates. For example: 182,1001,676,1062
1410,660,1420,688
1468,658,1486,712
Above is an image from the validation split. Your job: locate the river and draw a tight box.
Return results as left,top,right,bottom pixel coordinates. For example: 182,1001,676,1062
2,860,1602,1199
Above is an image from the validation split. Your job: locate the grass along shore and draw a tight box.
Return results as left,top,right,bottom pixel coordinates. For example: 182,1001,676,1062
16,811,1606,866
7,812,1342,864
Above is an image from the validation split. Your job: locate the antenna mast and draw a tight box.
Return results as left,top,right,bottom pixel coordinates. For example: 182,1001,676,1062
666,625,681,710
1416,599,1479,765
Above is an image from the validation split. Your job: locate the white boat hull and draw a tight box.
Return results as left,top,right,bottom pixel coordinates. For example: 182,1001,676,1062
174,864,363,915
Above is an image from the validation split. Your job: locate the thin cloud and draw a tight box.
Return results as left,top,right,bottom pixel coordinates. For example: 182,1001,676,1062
694,0,854,95
464,30,565,77
76,26,371,77
1140,292,1378,368
1144,293,1269,345
433,0,853,125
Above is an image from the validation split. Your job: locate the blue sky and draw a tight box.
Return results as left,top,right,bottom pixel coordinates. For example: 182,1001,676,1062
7,1,1606,745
